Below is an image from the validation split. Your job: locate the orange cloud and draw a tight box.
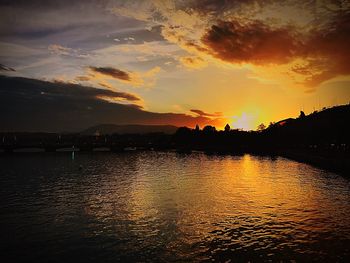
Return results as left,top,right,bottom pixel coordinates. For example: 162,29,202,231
200,12,350,87
201,20,299,65
108,0,350,89
75,75,90,81
190,109,222,118
179,56,208,69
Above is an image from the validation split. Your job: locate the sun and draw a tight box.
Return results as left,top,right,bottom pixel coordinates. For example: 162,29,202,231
231,112,258,131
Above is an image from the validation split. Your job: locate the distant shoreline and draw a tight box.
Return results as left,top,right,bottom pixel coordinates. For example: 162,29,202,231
1,147,349,177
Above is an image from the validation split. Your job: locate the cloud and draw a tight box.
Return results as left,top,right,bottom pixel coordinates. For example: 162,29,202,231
89,66,131,81
97,82,141,102
107,0,350,88
48,77,142,104
2,0,349,93
96,93,140,103
46,78,140,102
88,65,143,86
0,1,144,40
88,65,161,88
143,66,161,77
75,75,91,81
0,63,15,71
106,40,180,58
48,44,73,56
98,82,113,89
293,11,350,87
190,109,222,118
179,56,208,69
0,75,226,132
200,10,350,87
201,20,299,65
141,66,161,87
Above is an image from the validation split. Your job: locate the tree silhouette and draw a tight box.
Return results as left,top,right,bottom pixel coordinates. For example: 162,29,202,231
203,125,216,133
257,123,266,131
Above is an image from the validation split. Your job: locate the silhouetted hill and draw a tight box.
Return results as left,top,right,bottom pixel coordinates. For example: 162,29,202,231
263,104,350,146
173,104,350,151
81,124,178,135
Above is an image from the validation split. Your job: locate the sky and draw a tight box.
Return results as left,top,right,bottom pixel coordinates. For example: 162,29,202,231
1,0,350,132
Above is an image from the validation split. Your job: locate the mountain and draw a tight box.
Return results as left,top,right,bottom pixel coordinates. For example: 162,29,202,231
81,124,179,135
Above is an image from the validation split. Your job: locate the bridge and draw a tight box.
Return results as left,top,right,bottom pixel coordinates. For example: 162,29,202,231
0,133,172,153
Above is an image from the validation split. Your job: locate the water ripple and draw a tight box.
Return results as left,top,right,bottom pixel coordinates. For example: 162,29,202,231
1,152,350,262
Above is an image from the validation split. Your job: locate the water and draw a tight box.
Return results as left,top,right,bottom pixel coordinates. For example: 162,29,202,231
1,152,350,262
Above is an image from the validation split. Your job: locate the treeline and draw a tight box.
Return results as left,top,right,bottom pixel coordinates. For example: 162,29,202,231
174,104,350,153
1,104,349,154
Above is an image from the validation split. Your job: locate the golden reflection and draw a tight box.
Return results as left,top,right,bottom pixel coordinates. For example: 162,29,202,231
83,152,347,247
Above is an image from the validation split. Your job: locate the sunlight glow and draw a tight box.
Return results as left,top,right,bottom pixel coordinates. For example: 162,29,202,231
231,112,258,131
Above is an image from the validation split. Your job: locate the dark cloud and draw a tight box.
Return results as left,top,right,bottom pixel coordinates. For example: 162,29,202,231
190,109,222,117
0,63,15,71
298,11,350,86
0,76,224,132
97,82,140,101
89,66,131,81
201,9,350,86
202,20,299,64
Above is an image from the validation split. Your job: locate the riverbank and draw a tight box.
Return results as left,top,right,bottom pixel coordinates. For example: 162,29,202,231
275,149,350,177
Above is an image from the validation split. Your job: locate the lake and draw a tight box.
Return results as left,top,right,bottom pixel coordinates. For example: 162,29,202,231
1,152,349,262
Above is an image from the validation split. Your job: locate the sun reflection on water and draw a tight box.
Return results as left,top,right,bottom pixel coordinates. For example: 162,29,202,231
79,152,350,260
2,152,349,261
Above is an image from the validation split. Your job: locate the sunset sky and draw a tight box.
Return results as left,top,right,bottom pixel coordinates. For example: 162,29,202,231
1,0,350,131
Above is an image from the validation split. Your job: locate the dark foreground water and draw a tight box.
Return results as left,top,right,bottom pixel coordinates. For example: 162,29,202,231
1,152,350,262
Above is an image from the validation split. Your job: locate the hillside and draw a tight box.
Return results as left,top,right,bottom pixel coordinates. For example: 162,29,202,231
263,104,350,146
